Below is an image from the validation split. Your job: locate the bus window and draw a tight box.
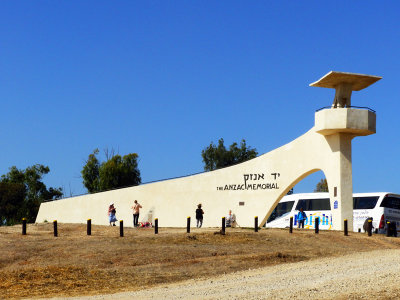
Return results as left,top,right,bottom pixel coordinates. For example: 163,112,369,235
380,196,400,210
353,196,379,209
295,198,330,211
267,201,295,223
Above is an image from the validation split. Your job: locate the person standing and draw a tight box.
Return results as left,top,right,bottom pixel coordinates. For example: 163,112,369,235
297,207,307,228
108,203,117,226
195,204,204,228
226,210,236,227
132,200,142,227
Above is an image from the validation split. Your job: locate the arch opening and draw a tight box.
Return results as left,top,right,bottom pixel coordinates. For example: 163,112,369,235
259,169,328,227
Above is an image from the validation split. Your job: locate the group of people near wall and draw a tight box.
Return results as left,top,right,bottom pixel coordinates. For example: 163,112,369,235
195,204,237,228
108,201,238,228
107,200,142,227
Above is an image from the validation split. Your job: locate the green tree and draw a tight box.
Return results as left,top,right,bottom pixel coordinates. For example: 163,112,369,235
81,149,100,193
81,149,141,193
201,138,258,171
0,165,63,224
314,178,328,192
0,182,26,225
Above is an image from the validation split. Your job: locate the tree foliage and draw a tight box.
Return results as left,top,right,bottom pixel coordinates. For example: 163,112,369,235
201,138,258,171
81,149,100,193
0,165,63,225
314,178,328,192
81,149,141,193
0,182,26,225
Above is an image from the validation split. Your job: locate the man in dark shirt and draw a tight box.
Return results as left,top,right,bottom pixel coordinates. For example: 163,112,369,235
196,204,204,228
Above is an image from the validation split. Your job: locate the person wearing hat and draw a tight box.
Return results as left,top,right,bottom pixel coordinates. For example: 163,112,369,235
108,203,117,226
195,204,204,228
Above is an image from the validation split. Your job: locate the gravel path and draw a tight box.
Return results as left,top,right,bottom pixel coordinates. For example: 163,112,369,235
49,249,400,300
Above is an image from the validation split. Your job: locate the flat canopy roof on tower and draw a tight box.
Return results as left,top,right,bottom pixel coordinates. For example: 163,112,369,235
309,71,382,91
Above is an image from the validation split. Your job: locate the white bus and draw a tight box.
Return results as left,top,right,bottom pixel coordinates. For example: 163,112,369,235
265,192,400,233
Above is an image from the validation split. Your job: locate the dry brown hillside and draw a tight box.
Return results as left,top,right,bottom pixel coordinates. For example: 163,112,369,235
1,223,400,299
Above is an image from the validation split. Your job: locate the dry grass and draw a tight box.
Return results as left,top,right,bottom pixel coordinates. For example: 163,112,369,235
1,223,400,299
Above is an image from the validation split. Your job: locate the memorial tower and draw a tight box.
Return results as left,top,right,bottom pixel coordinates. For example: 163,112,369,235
311,71,381,229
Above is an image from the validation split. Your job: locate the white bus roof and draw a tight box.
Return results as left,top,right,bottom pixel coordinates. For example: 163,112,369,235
280,192,400,202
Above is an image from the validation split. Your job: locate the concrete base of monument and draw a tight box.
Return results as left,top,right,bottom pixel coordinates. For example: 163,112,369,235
36,107,375,231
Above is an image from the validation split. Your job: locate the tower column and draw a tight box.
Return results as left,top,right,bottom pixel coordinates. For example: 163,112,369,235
325,133,354,230
312,71,381,231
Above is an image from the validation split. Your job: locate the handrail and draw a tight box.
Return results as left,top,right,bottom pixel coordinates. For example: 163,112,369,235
316,106,376,113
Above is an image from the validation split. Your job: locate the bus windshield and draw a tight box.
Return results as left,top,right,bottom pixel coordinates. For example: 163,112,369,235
267,201,295,223
353,196,379,209
380,196,400,209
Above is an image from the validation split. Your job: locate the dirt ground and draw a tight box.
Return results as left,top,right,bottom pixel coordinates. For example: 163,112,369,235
1,223,400,299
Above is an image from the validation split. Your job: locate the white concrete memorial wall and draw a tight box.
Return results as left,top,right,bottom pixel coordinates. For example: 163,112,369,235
36,71,381,230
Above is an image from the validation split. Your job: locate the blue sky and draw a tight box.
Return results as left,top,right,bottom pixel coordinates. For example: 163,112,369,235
1,1,399,196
